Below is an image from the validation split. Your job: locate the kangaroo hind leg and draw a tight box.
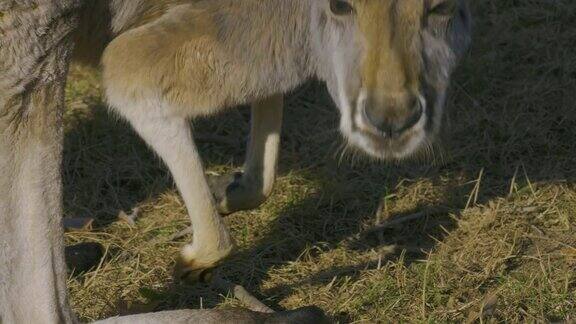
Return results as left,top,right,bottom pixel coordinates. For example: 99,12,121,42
119,108,233,281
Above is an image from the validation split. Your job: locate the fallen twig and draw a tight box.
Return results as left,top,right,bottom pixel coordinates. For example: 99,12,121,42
465,291,499,323
167,226,193,242
362,208,451,235
211,275,275,313
365,212,427,233
118,207,141,227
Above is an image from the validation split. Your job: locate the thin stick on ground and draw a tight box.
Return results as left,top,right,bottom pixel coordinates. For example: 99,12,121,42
363,212,427,234
210,275,275,313
117,207,141,227
167,226,193,242
362,208,451,236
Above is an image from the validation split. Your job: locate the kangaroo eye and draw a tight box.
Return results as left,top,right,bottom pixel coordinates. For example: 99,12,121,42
428,0,457,16
330,0,354,16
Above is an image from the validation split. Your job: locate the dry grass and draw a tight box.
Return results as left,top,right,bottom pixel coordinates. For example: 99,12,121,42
64,1,575,322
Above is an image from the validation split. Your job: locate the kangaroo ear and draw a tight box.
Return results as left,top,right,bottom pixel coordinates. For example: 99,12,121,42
428,0,458,17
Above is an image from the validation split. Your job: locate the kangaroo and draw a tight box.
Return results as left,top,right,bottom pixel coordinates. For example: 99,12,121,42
0,0,471,322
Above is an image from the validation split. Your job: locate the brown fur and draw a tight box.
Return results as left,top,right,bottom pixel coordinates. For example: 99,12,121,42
357,0,424,123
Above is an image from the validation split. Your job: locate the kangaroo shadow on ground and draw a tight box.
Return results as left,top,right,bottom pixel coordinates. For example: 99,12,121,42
62,1,576,320
62,97,172,224
194,85,465,319
61,81,462,320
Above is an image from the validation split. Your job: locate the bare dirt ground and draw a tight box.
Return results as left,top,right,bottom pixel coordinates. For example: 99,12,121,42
65,1,575,322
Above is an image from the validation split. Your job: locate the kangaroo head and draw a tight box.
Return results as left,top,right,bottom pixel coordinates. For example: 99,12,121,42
312,0,471,160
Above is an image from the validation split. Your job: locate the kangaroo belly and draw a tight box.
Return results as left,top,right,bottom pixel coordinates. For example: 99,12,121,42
83,0,309,118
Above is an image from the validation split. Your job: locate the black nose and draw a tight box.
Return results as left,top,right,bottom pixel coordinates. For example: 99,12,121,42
363,100,423,137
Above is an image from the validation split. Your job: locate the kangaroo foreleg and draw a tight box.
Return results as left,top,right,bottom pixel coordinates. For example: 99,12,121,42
210,94,283,214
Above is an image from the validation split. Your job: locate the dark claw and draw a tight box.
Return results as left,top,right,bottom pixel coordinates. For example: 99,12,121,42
226,172,244,192
174,258,216,284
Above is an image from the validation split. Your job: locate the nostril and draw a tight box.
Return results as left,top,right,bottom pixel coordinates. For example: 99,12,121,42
362,101,423,137
399,102,423,133
363,105,393,135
